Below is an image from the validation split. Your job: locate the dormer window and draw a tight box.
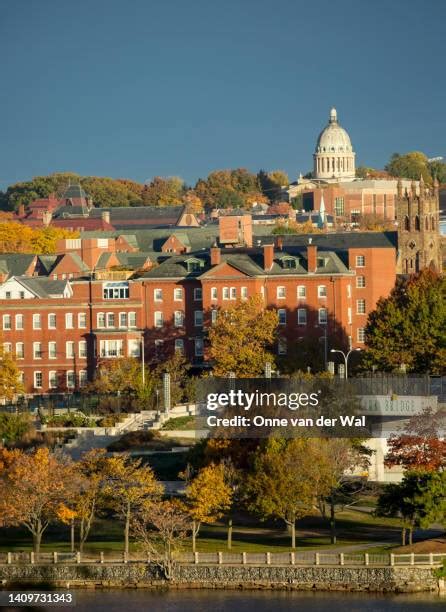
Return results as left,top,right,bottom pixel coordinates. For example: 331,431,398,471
280,255,298,269
184,258,203,273
317,257,329,268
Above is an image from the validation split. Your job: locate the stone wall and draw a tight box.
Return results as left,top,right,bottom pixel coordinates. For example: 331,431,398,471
0,563,440,592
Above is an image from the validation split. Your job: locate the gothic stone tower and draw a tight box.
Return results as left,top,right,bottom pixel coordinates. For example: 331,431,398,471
396,176,441,274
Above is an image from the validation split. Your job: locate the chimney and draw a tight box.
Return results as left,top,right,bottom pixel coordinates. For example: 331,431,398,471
275,236,283,250
17,203,25,218
263,244,274,271
42,210,52,227
307,239,317,273
102,210,110,224
210,243,221,266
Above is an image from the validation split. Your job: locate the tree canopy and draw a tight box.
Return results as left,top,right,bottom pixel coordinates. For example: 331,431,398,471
363,270,446,374
385,151,446,183
194,168,267,210
208,295,278,376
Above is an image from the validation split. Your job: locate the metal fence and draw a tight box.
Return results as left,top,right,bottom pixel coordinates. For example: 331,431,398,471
0,551,445,567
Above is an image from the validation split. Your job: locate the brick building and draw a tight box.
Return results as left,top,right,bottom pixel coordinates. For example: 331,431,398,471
0,207,441,396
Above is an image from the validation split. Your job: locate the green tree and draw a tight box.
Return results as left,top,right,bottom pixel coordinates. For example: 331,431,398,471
0,414,32,445
194,168,264,210
385,152,431,182
363,270,446,374
208,295,278,376
376,471,446,546
247,438,332,548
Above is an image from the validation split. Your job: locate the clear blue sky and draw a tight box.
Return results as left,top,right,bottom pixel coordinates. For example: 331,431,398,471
1,0,445,190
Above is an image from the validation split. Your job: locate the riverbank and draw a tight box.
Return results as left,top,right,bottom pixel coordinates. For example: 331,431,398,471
0,563,443,593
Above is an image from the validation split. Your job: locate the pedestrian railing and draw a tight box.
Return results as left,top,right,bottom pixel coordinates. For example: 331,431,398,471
0,551,445,567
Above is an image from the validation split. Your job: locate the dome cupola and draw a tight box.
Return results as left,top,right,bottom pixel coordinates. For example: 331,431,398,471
313,108,356,182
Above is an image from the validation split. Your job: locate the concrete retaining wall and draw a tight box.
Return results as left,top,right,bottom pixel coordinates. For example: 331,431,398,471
0,563,440,592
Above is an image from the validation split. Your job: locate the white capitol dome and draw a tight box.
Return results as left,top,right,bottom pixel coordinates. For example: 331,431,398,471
313,108,356,182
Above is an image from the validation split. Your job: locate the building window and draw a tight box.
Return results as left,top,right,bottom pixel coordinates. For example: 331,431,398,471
33,342,42,359
3,315,11,330
154,288,163,302
356,276,366,288
79,370,88,387
103,282,129,299
356,299,366,314
278,337,287,355
127,339,140,357
15,314,24,330
48,313,56,329
278,309,286,325
211,309,218,324
18,371,24,385
297,285,306,299
66,341,75,358
277,286,286,299
174,311,184,327
194,288,202,301
65,313,74,329
128,312,136,328
194,310,203,327
19,291,25,299
34,371,43,389
174,288,183,301
318,285,327,298
222,287,229,300
230,287,236,300
318,308,328,325
48,341,57,359
33,314,41,330
78,313,87,329
15,342,24,359
119,312,127,328
5,291,11,299
99,339,124,358
356,255,365,267
211,287,218,300
347,284,351,298
49,371,58,389
106,312,115,328
79,340,87,358
66,371,75,389
154,311,163,328
97,312,106,328
297,308,307,325
357,328,365,343
334,196,345,216
175,339,184,355
3,343,11,353
194,337,204,357
241,287,248,300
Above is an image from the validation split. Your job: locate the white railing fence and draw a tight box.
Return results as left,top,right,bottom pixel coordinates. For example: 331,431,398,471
0,551,445,567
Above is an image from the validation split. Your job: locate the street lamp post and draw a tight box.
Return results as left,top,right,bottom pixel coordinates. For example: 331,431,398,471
330,347,361,379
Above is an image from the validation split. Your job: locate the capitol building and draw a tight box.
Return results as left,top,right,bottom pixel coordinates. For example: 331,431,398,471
313,107,356,182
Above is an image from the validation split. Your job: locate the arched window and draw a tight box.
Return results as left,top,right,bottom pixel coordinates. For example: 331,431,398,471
414,216,420,231
425,216,429,230
404,216,410,231
431,216,435,231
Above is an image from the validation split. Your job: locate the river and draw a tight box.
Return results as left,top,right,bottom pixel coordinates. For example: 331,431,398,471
68,590,444,611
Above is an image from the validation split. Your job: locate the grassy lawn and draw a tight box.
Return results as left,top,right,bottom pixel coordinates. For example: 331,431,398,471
0,509,402,555
161,416,195,430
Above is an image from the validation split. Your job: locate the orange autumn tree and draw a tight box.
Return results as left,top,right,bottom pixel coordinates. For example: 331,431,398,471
0,344,24,402
208,295,278,377
385,407,446,472
0,222,79,254
0,448,76,552
185,463,232,552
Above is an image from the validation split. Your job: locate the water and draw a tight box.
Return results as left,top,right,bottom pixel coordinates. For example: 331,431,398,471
69,590,444,611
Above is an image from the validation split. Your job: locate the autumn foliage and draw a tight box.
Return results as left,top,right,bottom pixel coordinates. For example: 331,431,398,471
0,222,79,254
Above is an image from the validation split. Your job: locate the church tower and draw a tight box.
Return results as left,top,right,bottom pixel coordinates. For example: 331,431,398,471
396,176,441,274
